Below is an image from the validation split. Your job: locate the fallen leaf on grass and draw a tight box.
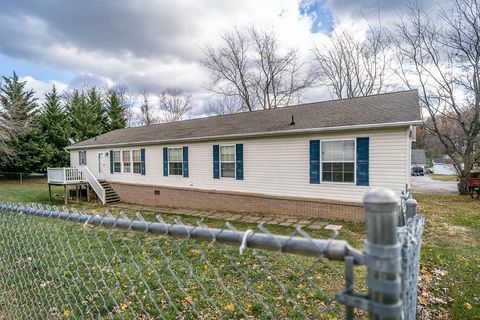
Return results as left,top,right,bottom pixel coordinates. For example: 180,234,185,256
226,302,234,312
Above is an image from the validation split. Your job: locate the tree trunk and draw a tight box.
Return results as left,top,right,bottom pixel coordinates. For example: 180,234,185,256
458,174,470,195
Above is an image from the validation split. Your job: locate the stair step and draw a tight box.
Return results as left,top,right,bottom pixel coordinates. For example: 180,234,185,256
95,180,121,204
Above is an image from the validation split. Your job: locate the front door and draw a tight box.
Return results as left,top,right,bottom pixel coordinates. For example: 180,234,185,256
98,152,106,179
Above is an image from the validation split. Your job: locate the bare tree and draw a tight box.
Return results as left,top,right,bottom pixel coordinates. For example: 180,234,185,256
202,25,314,112
249,27,314,109
206,96,244,116
139,90,158,126
312,26,390,99
114,85,136,127
394,0,480,194
158,88,192,122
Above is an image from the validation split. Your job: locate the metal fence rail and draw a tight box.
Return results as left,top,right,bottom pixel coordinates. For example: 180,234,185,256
0,188,424,319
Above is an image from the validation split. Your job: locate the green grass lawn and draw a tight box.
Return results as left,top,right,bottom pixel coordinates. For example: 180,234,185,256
428,174,458,182
0,179,479,319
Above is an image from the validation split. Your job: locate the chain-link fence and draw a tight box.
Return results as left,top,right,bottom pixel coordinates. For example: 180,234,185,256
0,172,46,184
0,188,424,319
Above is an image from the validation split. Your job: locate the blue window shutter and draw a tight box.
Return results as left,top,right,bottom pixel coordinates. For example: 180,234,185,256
78,151,82,165
163,147,168,176
356,137,369,186
235,144,244,180
310,140,320,184
109,150,114,174
183,146,189,177
140,148,146,175
213,145,220,179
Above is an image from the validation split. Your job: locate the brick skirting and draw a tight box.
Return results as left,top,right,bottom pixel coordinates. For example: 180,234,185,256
108,182,365,222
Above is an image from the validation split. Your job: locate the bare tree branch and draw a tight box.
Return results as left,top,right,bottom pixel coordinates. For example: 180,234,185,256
394,0,480,194
158,88,192,122
139,90,158,126
206,96,245,116
312,25,390,99
202,25,314,113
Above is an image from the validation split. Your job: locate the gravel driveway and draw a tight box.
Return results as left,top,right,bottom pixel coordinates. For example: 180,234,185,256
411,175,458,194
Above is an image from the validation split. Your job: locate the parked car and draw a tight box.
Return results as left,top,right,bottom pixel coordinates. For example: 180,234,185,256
411,167,425,176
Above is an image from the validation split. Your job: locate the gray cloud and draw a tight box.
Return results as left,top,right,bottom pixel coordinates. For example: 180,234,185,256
0,0,203,61
325,0,438,22
0,0,446,115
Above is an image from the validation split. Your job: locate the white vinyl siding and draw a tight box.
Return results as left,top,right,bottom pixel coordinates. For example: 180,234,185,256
72,127,411,203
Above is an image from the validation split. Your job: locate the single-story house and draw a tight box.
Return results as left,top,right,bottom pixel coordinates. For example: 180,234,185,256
58,90,421,222
411,149,426,169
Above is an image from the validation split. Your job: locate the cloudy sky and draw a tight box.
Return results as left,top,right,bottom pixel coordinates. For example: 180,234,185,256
0,0,437,116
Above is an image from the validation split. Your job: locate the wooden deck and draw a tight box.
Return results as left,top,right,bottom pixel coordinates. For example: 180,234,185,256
47,167,105,205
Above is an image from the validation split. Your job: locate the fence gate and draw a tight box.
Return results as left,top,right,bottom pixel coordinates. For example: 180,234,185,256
0,187,424,319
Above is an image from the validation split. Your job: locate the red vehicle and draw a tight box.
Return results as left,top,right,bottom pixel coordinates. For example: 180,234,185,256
468,172,480,199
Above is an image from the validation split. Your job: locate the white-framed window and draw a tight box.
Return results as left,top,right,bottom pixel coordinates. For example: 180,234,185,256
168,147,183,175
220,145,235,178
122,150,131,173
321,140,355,183
79,151,87,165
132,150,141,174
113,151,121,173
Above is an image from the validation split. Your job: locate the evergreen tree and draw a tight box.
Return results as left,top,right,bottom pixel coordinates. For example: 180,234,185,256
0,72,37,132
67,87,108,141
86,87,108,130
38,85,70,168
106,90,126,130
0,72,44,172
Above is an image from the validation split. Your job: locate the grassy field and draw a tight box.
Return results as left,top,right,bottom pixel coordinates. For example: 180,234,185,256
428,174,458,182
0,179,479,319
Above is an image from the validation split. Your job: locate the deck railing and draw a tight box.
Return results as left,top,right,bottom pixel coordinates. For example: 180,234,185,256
47,168,85,184
47,167,105,204
82,166,106,204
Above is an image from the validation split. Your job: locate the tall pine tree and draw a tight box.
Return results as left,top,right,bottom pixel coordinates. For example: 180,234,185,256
67,87,108,142
38,85,70,168
0,72,44,172
106,90,126,130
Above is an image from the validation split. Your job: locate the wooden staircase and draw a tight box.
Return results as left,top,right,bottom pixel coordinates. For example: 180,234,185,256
98,180,121,204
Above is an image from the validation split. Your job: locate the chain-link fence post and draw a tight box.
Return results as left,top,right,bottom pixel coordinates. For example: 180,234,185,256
405,199,417,221
364,188,402,319
403,198,420,320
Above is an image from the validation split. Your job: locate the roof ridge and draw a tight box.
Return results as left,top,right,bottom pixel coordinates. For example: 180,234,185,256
120,89,419,131
69,89,420,148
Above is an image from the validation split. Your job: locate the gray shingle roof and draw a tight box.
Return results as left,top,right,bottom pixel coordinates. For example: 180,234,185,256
68,90,421,149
